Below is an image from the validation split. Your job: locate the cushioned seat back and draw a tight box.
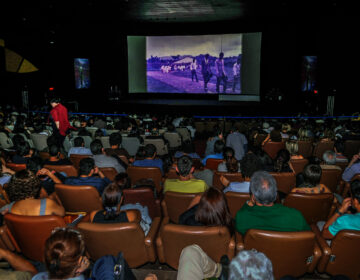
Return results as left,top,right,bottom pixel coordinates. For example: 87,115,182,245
44,164,78,177
290,158,309,174
98,167,117,181
320,168,342,193
165,168,179,180
163,133,182,148
283,193,334,224
225,192,250,218
344,140,360,160
55,184,102,213
270,172,296,194
100,136,110,149
326,230,360,279
4,214,66,262
162,192,202,223
244,229,318,279
143,139,168,156
263,141,286,159
127,166,162,194
213,171,244,191
69,154,91,170
77,221,149,268
313,141,334,160
297,140,313,158
123,187,161,219
205,158,223,170
157,222,234,269
30,133,48,151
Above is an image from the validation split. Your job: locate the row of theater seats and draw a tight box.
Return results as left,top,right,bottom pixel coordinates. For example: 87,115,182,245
1,186,359,279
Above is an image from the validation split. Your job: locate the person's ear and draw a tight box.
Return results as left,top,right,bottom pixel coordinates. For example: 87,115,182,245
175,166,179,173
190,166,195,174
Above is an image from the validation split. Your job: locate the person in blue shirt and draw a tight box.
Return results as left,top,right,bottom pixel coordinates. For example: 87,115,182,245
202,140,224,166
64,157,110,194
322,179,360,239
67,136,92,157
133,144,164,175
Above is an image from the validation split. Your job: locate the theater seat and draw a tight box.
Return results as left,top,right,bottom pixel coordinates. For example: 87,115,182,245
313,141,334,160
290,158,309,175
313,225,360,279
297,141,313,158
123,187,161,219
236,229,321,279
320,168,342,193
225,192,250,218
161,191,203,223
156,217,235,269
127,166,163,194
55,184,102,213
205,158,223,170
5,163,26,172
98,167,118,181
44,164,78,177
283,193,335,224
77,216,161,268
4,214,66,262
69,154,91,170
212,171,244,191
263,141,286,159
270,172,296,194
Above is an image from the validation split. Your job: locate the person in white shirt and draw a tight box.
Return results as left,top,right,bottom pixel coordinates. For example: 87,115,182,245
190,58,198,82
232,57,241,93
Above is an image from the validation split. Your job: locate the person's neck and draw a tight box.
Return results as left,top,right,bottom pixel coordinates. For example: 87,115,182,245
49,156,59,161
179,175,191,181
111,145,119,149
255,201,274,207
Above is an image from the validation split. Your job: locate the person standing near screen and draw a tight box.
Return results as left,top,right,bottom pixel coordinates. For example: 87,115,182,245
201,54,212,92
190,58,198,82
49,98,72,147
232,57,241,93
215,52,227,93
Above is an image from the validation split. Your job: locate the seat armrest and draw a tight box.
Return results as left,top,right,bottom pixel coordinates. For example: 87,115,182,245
235,231,244,253
308,239,322,273
310,224,331,273
0,225,16,251
144,217,161,262
227,235,236,260
155,217,169,263
161,200,168,218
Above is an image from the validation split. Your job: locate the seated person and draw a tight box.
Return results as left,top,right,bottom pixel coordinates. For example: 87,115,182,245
43,144,73,166
11,141,32,164
334,140,348,163
202,140,225,166
269,149,293,173
64,158,111,195
0,160,14,186
27,157,65,195
1,169,65,216
342,151,360,182
90,183,139,224
179,187,234,234
322,179,360,239
217,147,240,172
0,248,37,279
262,128,282,146
133,144,164,175
321,150,342,171
221,153,262,193
164,155,208,193
67,136,92,157
286,141,304,160
293,164,332,194
32,227,90,280
204,127,223,157
90,139,125,173
235,171,310,235
174,140,200,160
104,132,132,163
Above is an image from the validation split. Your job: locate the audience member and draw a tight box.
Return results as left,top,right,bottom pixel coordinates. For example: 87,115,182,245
226,125,248,161
32,227,90,280
321,150,342,170
334,140,348,163
202,140,225,166
293,164,331,194
104,132,131,162
271,149,293,173
217,147,240,172
322,179,360,239
133,144,164,174
90,139,125,173
164,155,208,193
221,153,262,193
67,136,92,157
44,144,73,166
64,158,110,194
204,127,223,157
2,169,65,216
11,141,32,164
0,248,37,279
235,171,310,235
0,161,14,185
342,151,360,182
286,141,303,159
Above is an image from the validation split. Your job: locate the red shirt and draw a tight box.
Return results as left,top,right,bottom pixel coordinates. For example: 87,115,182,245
50,103,71,136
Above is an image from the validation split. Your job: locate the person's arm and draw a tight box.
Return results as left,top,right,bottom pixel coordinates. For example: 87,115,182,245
322,197,352,239
94,167,105,179
0,248,37,276
262,134,270,146
37,168,62,184
342,154,360,181
47,199,66,217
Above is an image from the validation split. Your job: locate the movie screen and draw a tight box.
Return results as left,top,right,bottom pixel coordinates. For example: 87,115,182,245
146,34,242,94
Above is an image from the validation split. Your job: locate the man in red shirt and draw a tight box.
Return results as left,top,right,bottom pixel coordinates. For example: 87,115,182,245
50,98,72,147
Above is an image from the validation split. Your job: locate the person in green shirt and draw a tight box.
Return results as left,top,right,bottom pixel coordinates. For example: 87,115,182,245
236,171,310,235
164,155,208,193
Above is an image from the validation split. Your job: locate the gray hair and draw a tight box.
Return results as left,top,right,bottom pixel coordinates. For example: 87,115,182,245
229,249,274,280
322,150,336,165
250,171,277,204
